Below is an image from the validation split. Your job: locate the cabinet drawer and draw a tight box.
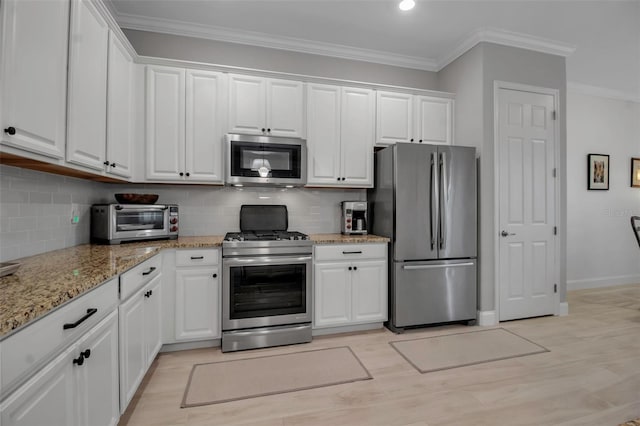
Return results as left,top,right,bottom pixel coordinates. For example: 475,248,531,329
314,244,387,262
120,254,161,300
0,277,118,399
175,249,219,267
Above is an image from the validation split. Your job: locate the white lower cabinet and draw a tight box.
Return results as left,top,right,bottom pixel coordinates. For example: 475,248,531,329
174,249,221,342
1,310,119,426
119,273,162,413
313,244,388,329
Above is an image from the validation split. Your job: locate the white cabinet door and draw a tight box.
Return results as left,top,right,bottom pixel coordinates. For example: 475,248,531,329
341,87,374,186
352,260,388,323
118,289,146,412
266,78,304,137
228,74,266,135
175,267,220,341
415,96,453,145
146,65,186,181
376,91,413,145
1,348,75,426
144,274,163,368
76,311,119,426
106,31,133,178
66,0,109,171
306,83,341,185
314,263,351,328
0,0,68,159
185,70,226,183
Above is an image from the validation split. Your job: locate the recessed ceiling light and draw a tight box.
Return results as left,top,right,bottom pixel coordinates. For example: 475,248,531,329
399,0,415,11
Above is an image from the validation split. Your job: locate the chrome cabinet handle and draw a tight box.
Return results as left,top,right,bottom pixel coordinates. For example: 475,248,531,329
501,230,516,237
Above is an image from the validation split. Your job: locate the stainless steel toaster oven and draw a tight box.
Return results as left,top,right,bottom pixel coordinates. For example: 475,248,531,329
91,204,179,244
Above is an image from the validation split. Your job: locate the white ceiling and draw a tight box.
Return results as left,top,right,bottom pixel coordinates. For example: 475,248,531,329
109,0,640,101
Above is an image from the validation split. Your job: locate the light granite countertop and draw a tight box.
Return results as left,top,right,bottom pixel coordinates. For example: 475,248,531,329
0,234,388,339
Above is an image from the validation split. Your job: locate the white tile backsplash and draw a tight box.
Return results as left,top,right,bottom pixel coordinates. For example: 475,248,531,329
0,164,367,261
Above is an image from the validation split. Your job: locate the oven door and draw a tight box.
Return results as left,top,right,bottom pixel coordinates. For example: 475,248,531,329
222,254,312,330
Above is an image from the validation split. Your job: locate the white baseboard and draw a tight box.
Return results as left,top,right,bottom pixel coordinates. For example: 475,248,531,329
312,322,384,336
160,339,220,353
477,310,497,326
567,274,640,291
558,302,569,316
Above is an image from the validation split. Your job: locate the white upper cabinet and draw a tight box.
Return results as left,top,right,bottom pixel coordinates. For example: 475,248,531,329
146,65,226,183
66,0,109,171
376,91,413,144
106,31,134,178
376,91,454,146
306,83,374,187
0,0,69,159
228,74,304,137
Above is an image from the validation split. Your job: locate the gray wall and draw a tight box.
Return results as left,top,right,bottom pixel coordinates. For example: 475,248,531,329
123,29,439,90
439,42,567,312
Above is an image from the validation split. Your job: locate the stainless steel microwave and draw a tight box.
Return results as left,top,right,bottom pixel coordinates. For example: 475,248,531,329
91,204,179,244
225,133,307,187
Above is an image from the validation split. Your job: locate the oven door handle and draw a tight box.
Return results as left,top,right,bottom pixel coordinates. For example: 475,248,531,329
223,255,312,266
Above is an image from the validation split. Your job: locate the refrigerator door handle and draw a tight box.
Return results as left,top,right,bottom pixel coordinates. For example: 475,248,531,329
430,152,437,250
402,262,475,270
439,152,447,250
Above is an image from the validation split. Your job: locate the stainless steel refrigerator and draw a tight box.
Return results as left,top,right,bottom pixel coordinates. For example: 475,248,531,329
368,143,477,332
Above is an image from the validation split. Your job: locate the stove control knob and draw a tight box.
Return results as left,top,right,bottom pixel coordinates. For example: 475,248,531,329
170,226,178,232
170,218,178,224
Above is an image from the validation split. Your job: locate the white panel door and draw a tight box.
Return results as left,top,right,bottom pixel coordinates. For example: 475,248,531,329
313,263,351,328
341,87,375,187
76,311,119,426
228,74,265,135
66,0,109,171
146,66,186,180
106,31,133,178
144,275,163,368
352,260,387,323
266,78,304,137
306,83,341,185
0,0,68,159
1,347,75,426
185,70,226,183
118,291,146,412
498,87,556,321
376,91,413,145
415,96,453,145
175,268,220,341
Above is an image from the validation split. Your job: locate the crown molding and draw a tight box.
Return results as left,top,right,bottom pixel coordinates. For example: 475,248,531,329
567,82,640,103
115,12,440,71
436,27,576,70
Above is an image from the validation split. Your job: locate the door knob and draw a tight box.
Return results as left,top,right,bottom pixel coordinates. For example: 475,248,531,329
501,230,515,237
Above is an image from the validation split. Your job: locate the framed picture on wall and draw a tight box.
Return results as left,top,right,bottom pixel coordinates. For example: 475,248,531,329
587,154,609,190
631,158,640,188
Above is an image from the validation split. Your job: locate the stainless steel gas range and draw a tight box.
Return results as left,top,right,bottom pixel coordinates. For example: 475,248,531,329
221,205,312,352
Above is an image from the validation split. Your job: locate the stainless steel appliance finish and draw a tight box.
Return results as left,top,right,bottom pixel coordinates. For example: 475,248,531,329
90,204,179,244
221,205,313,352
368,143,477,332
225,133,307,187
341,201,367,235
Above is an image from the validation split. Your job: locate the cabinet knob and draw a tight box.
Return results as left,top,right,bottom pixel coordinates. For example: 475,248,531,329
337,177,341,181
144,290,150,298
185,172,190,177
73,354,85,366
103,160,110,166
179,172,184,177
212,273,217,278
353,266,358,271
410,138,414,142
348,266,352,271
341,177,346,181
419,140,423,143
4,126,16,135
110,163,116,167
267,128,271,133
81,349,91,359
261,128,266,133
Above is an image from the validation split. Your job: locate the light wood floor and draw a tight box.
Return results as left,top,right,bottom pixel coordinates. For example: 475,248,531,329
119,284,640,426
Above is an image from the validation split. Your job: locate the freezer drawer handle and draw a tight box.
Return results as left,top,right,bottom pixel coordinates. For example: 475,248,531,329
342,251,363,254
402,262,475,270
